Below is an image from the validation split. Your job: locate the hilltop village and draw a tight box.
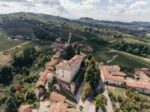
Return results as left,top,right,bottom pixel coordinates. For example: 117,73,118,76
17,36,150,112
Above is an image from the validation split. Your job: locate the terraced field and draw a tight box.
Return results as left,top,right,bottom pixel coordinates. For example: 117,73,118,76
93,48,150,68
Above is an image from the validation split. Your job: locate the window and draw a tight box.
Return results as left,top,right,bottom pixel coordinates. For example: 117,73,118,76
62,74,64,78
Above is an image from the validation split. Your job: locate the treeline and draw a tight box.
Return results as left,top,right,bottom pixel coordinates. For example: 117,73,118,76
0,65,14,85
85,27,119,36
109,41,150,56
82,55,100,100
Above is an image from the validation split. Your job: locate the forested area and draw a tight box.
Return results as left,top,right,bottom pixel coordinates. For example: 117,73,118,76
0,44,52,112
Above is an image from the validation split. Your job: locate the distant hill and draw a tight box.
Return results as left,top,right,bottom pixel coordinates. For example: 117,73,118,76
78,17,150,31
0,12,150,40
1,12,150,68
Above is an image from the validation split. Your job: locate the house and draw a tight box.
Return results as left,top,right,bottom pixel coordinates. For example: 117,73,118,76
110,72,126,77
36,70,54,87
50,92,66,103
101,65,150,94
101,66,126,86
36,70,50,87
18,105,34,112
46,59,61,71
48,102,68,112
56,55,83,82
48,102,77,112
36,70,54,99
126,81,150,94
135,68,150,74
134,71,150,82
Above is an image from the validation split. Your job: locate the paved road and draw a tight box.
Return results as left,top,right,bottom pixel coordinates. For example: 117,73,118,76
83,100,96,112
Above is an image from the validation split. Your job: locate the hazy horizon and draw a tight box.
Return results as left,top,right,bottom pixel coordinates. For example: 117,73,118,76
0,0,150,22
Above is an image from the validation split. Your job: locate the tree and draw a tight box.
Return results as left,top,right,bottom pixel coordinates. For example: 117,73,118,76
96,94,107,111
82,83,93,98
0,65,13,85
83,55,100,92
76,46,80,55
4,96,17,112
64,46,75,60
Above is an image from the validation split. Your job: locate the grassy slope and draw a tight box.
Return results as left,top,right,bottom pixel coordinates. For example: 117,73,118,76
0,36,25,52
87,40,150,68
93,50,150,68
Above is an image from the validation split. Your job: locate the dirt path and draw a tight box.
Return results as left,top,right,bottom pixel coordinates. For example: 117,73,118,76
107,55,118,63
0,41,31,54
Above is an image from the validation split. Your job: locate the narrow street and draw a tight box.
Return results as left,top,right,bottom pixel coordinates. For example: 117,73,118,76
76,82,84,103
76,82,96,112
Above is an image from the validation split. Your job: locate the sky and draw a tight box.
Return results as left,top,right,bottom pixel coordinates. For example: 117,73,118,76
0,0,150,22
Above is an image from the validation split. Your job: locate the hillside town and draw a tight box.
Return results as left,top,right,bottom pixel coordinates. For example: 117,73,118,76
1,1,150,112
17,36,150,112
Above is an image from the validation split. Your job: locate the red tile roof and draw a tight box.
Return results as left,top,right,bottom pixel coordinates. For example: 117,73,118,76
111,72,126,77
50,92,66,102
101,67,125,82
134,71,150,82
48,102,68,112
126,81,150,89
56,55,83,70
36,70,51,87
46,59,61,71
18,105,33,112
101,66,150,90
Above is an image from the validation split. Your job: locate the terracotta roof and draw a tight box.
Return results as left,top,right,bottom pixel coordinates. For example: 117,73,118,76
47,72,54,79
18,105,33,112
38,70,49,82
111,72,126,77
56,55,83,70
46,59,61,71
48,102,68,112
126,81,150,89
101,67,125,82
134,71,150,82
50,92,66,102
101,66,150,90
36,70,49,87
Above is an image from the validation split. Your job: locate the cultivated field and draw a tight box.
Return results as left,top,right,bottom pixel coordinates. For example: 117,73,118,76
0,36,25,52
93,48,150,68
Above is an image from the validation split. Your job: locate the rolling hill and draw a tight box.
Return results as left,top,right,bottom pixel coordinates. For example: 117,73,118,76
0,12,150,68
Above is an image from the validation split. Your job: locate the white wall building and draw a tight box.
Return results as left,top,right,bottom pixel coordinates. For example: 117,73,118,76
56,55,83,82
